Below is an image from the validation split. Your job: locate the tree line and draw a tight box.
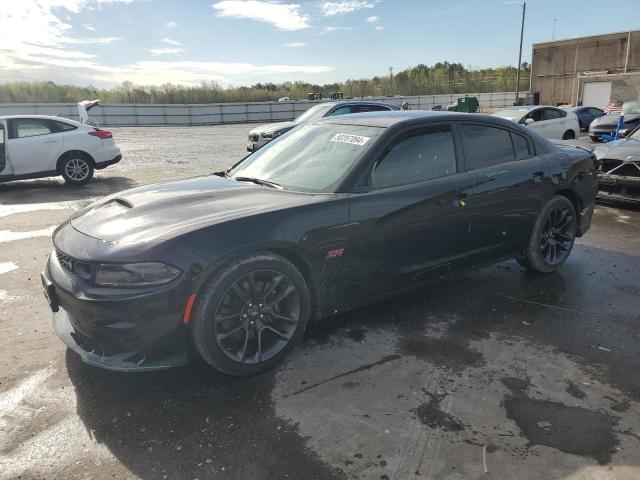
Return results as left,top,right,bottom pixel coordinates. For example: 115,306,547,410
0,62,531,104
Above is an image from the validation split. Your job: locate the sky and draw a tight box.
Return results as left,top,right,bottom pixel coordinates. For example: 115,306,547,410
1,0,639,88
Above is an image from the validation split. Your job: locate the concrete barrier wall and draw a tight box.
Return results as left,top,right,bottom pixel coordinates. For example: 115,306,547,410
0,92,527,126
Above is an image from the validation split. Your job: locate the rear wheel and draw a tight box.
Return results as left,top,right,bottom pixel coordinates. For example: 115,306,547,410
190,253,310,376
60,154,94,185
562,130,575,140
517,196,576,273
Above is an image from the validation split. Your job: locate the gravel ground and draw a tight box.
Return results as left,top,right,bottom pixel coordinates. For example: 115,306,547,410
0,124,639,480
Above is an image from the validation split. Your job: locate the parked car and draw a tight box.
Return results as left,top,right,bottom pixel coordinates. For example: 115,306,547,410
492,105,580,140
589,100,640,142
0,115,121,185
246,100,398,151
561,106,604,131
43,111,597,375
593,125,640,205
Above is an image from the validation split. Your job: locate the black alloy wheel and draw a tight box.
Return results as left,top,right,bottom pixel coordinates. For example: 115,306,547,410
213,270,301,364
540,205,575,265
517,195,577,273
190,253,310,375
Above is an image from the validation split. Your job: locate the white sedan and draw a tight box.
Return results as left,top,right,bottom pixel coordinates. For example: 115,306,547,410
0,115,121,185
492,106,580,140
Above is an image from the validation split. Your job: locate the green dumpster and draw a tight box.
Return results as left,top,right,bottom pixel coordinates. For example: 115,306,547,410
456,96,479,113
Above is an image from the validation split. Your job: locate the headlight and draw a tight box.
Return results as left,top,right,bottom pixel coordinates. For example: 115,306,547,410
95,262,181,287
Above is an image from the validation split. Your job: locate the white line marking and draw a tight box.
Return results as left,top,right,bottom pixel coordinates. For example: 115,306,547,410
0,201,80,218
0,226,56,243
0,262,18,274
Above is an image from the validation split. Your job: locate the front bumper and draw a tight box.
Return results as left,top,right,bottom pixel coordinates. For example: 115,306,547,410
43,253,191,372
597,174,640,206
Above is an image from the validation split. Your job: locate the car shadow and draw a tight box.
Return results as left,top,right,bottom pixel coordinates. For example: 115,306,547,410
0,176,139,205
65,350,346,480
66,246,640,478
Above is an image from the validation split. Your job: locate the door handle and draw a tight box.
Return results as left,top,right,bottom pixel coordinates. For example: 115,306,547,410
44,140,58,143
532,172,545,183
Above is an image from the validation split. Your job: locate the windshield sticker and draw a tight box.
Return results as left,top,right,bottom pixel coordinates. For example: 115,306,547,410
330,133,370,146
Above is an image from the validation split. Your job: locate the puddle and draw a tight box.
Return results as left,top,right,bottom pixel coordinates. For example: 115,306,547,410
0,227,56,243
0,262,18,275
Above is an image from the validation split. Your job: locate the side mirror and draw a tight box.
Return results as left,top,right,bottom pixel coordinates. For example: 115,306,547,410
525,118,535,125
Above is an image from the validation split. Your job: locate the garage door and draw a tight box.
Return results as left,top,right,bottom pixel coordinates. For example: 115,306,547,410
582,82,612,109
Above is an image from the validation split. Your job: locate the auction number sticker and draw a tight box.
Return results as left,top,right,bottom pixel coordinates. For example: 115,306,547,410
331,133,370,146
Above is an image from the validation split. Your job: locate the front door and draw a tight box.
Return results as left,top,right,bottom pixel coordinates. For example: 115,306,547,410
458,122,552,263
6,118,63,175
346,123,473,304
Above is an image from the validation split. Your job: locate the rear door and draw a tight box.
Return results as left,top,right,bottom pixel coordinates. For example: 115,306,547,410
347,123,473,302
0,122,6,174
458,122,551,263
6,118,64,175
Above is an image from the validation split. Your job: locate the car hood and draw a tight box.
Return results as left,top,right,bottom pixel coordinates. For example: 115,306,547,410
250,121,296,135
593,137,640,160
590,113,640,129
68,175,321,244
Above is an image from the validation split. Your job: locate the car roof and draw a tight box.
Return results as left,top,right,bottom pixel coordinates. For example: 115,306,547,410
312,110,520,129
0,114,79,124
315,100,399,109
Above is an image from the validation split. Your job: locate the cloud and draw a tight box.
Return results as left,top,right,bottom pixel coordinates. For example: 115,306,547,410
0,0,332,87
366,15,378,23
212,1,310,30
165,21,177,28
149,47,184,56
374,25,385,30
318,26,356,35
161,37,183,46
321,1,377,16
283,42,307,47
84,24,96,31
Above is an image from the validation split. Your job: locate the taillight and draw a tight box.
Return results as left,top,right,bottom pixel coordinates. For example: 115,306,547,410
89,129,112,139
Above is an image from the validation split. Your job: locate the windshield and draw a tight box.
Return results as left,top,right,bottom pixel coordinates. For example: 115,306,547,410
630,127,640,140
622,101,640,115
294,104,333,124
492,108,530,120
230,123,384,192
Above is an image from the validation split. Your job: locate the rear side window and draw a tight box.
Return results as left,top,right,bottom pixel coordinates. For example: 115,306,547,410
511,132,531,159
460,124,515,169
353,104,391,113
53,120,77,132
543,108,562,120
372,125,457,189
9,118,54,139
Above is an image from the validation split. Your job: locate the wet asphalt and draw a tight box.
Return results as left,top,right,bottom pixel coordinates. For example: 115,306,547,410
0,124,639,479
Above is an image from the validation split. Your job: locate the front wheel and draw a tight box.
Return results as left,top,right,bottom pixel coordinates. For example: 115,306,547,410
190,253,310,376
517,196,577,273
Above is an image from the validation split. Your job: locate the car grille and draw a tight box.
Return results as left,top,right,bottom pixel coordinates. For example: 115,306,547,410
600,158,640,177
56,250,75,273
249,133,260,142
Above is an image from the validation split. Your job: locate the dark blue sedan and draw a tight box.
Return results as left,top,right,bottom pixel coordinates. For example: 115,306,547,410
562,106,605,131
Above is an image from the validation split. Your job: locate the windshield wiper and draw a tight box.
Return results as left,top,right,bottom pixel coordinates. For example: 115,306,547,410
233,176,285,190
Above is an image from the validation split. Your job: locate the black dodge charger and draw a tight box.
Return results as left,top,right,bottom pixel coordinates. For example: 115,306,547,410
42,111,598,375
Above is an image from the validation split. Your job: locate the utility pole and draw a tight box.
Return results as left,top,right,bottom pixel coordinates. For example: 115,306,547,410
552,18,556,39
389,66,394,96
514,1,526,105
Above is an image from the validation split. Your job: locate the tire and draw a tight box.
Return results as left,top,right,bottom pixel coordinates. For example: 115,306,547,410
60,154,94,185
517,196,577,273
190,252,310,376
562,130,575,140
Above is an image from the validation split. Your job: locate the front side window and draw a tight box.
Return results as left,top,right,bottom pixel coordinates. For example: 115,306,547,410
328,106,353,116
371,125,457,189
353,105,391,113
10,118,53,138
524,109,544,123
230,123,384,192
460,124,515,169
